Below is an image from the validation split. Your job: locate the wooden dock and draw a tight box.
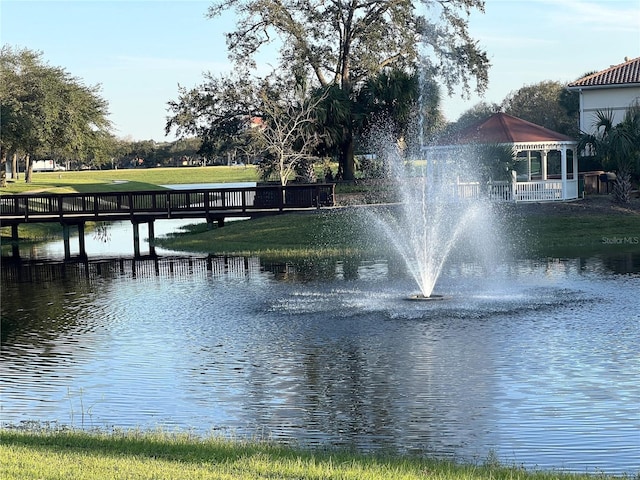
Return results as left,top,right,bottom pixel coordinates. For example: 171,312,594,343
0,183,335,259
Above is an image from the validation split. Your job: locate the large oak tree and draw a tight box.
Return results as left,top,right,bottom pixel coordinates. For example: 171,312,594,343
0,46,111,185
205,0,489,180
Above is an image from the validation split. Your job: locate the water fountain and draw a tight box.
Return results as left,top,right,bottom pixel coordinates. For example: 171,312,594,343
366,138,491,300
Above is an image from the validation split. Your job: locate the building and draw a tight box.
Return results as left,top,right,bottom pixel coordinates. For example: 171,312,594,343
567,57,640,133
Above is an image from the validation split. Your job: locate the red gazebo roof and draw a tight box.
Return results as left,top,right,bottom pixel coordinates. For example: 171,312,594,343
447,112,574,145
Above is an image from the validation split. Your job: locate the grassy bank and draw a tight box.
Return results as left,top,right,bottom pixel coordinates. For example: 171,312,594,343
1,429,630,480
517,213,640,256
501,198,640,257
6,203,638,259
154,203,640,259
157,209,373,260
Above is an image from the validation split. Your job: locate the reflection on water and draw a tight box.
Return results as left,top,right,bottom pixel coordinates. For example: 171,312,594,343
1,253,639,475
9,219,203,260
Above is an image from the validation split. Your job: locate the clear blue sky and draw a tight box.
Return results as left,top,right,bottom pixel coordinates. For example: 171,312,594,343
2,0,639,142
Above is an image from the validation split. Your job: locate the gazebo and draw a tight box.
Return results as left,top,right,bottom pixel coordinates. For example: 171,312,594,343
425,113,579,202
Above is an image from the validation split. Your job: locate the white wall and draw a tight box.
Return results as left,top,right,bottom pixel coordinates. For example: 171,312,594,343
578,86,640,133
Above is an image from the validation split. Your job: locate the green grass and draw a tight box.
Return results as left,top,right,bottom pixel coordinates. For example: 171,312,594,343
4,203,639,259
1,222,63,241
1,429,631,480
155,208,640,259
1,165,260,194
157,209,372,259
0,222,102,257
512,213,640,257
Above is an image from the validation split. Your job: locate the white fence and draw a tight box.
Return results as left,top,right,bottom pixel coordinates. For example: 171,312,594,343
514,180,578,202
455,181,512,201
455,179,578,203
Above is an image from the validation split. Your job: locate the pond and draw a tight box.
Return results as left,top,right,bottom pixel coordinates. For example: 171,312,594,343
1,221,639,475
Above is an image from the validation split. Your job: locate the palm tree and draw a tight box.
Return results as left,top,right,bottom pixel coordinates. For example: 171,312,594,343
578,104,640,203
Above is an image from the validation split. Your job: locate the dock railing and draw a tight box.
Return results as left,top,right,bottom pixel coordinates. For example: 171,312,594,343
0,183,335,224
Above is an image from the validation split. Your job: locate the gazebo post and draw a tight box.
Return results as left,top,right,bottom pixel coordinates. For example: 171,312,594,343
541,150,548,181
561,147,568,200
527,151,532,181
572,148,579,197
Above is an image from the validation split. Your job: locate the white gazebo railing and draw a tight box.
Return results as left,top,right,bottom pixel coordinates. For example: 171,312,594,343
454,178,579,203
488,182,512,201
514,179,578,202
454,181,512,201
455,182,481,199
515,180,562,201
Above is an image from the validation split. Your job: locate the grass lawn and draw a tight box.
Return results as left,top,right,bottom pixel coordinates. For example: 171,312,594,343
1,429,631,480
154,206,640,259
156,209,373,260
0,165,260,194
500,199,640,257
4,204,639,258
520,214,640,256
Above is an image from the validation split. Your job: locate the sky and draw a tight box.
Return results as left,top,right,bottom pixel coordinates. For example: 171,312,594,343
2,0,639,142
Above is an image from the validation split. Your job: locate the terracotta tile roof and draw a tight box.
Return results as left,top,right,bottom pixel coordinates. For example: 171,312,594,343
444,113,574,145
568,57,640,88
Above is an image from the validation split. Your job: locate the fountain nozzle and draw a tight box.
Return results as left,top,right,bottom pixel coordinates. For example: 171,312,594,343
406,294,448,301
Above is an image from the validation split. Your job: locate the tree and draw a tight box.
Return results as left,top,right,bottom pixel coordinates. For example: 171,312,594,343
0,47,45,184
356,69,444,154
253,84,328,185
206,0,490,180
305,84,353,167
166,137,204,166
49,79,111,169
475,143,515,184
578,104,640,203
501,81,579,137
0,46,111,184
308,68,442,177
78,131,120,170
443,100,500,139
166,73,262,164
120,140,160,168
